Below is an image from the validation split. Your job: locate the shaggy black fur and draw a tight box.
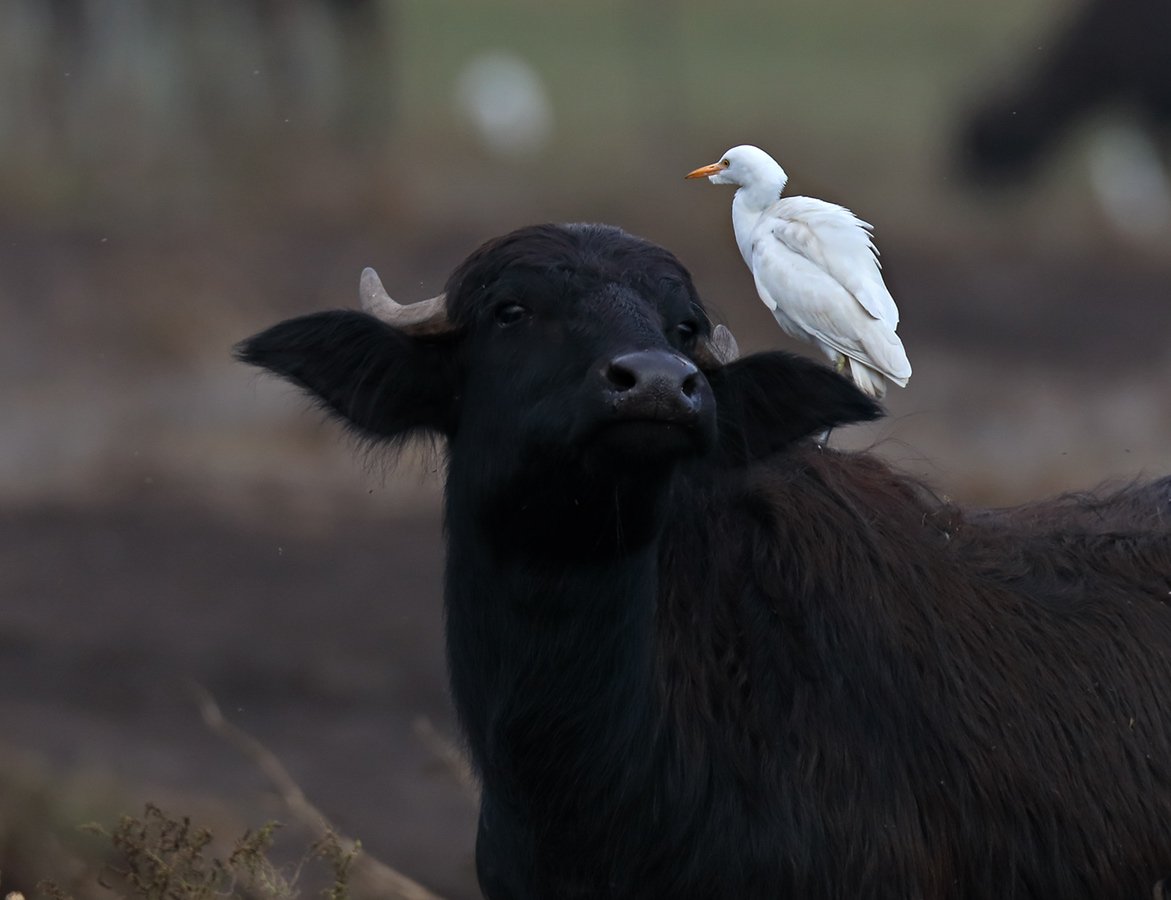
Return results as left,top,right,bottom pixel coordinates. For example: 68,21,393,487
238,223,1171,899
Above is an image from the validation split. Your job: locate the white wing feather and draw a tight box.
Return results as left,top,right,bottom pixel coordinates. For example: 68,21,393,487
748,214,911,386
767,196,899,328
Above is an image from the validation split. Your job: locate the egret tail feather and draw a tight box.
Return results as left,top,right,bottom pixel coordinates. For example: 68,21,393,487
847,358,888,399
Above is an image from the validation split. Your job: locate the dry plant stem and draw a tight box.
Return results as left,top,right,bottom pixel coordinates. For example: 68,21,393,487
187,683,444,900
411,717,479,802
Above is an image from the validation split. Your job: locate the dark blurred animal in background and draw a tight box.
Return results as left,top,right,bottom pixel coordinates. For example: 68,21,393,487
958,0,1171,182
239,223,1171,899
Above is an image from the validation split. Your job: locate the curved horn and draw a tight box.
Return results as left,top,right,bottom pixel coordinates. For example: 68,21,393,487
693,323,740,369
359,267,453,335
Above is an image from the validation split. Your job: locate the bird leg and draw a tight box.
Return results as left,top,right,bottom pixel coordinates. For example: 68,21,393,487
817,358,847,445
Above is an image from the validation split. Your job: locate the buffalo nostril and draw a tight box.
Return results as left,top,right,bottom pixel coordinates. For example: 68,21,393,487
605,360,639,392
603,351,703,414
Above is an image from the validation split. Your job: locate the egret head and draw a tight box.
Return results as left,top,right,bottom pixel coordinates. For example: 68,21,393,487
686,145,788,193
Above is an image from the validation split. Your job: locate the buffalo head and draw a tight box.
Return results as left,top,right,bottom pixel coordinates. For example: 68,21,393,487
237,223,880,495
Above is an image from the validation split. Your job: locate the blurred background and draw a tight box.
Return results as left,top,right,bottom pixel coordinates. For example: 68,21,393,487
2,0,1168,896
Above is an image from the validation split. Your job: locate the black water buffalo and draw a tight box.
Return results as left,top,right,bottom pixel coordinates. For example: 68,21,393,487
238,223,1171,899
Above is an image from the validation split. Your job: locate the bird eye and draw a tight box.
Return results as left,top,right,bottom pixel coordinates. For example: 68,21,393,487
720,158,729,166
494,302,530,327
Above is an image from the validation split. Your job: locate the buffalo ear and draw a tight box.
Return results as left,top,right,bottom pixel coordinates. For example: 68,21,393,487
709,351,882,462
235,310,459,443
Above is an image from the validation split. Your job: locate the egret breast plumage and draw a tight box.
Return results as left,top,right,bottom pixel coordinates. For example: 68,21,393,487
687,144,911,398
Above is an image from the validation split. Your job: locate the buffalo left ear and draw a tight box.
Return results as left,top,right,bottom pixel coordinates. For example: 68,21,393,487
708,351,882,462
236,310,461,444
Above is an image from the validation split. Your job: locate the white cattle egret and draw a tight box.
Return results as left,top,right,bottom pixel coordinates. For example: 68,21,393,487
686,145,911,398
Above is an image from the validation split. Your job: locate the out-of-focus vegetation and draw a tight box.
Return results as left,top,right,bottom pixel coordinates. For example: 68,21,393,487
2,796,358,900
0,0,1118,243
77,806,356,900
0,751,112,899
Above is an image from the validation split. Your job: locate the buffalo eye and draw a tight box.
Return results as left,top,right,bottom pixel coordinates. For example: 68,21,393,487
674,321,698,344
494,302,530,327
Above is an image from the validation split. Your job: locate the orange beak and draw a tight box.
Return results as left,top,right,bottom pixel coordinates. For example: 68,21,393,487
684,161,728,179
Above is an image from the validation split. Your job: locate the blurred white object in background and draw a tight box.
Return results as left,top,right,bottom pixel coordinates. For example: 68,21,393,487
453,51,553,160
1086,122,1171,242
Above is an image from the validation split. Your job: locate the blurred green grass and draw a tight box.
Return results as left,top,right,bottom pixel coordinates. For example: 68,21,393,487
392,0,1077,246
0,0,1077,246
399,0,1059,161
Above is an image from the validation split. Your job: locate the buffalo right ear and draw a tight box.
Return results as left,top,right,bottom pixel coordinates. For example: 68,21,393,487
235,310,460,443
709,351,883,462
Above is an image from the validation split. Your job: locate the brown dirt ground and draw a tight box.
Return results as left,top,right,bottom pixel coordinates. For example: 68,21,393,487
0,493,480,897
